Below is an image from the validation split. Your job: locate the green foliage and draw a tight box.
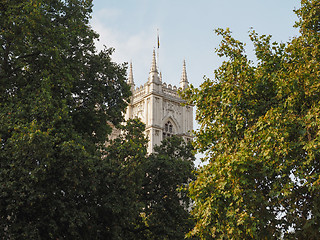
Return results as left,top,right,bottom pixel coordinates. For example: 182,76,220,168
84,122,196,240
0,0,130,238
141,136,196,239
92,119,149,239
182,0,320,239
0,1,198,238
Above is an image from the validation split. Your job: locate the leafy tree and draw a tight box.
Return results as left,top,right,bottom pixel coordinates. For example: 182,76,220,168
141,136,196,239
86,122,196,240
182,0,320,239
0,0,130,238
92,119,148,239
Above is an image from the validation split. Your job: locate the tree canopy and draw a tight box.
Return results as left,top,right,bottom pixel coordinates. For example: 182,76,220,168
0,1,198,239
93,125,196,240
182,0,320,239
92,118,149,239
0,0,130,238
142,135,196,239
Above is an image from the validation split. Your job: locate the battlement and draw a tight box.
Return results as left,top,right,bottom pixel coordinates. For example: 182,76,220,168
162,83,181,99
132,83,147,97
131,81,182,100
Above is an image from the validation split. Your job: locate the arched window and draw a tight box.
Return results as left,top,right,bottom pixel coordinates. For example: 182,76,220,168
163,121,174,139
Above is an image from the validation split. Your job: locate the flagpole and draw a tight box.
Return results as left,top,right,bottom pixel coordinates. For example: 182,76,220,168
157,28,160,73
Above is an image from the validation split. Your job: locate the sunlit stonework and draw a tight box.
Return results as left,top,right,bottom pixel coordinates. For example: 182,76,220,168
125,50,193,153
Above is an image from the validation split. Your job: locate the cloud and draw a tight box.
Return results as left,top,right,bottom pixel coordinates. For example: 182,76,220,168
94,8,121,20
91,12,157,85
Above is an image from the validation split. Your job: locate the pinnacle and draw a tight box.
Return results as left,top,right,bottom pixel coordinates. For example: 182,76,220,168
128,61,134,85
150,49,158,73
180,60,189,89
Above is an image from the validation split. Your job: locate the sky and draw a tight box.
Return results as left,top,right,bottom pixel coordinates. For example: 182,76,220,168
90,0,301,89
90,0,302,164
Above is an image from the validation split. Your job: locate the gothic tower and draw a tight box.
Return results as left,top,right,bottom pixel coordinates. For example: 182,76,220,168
125,50,193,153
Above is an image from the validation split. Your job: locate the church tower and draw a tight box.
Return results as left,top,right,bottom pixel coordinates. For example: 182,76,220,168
125,50,193,153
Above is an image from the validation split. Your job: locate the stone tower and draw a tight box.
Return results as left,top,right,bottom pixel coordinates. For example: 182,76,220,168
125,50,193,153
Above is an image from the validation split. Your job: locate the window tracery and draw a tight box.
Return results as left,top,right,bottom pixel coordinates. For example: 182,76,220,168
163,121,174,139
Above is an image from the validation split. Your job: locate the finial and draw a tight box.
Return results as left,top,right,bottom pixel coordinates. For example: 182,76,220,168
180,59,189,89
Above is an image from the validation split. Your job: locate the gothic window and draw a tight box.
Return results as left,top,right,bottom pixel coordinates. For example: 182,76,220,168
163,121,174,139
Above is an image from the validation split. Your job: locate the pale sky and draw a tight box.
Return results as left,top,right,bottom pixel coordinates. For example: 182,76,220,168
90,0,301,164
90,0,301,89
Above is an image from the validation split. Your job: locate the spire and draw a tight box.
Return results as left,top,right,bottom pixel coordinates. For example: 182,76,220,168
150,48,158,73
180,59,189,89
148,49,160,84
128,61,134,85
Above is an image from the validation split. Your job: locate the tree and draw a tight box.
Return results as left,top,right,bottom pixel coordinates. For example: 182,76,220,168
86,122,196,240
182,0,320,239
92,119,149,239
141,136,196,239
0,0,130,238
